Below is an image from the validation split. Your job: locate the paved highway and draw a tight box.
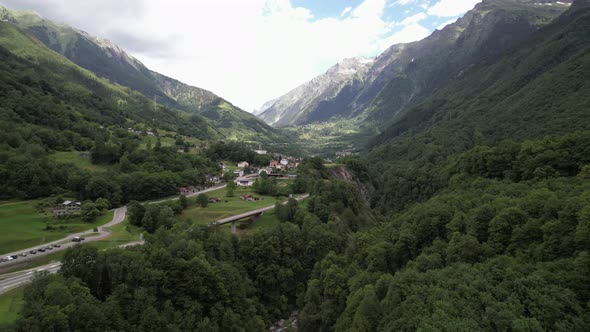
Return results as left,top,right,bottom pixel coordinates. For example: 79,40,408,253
0,263,61,295
0,241,145,295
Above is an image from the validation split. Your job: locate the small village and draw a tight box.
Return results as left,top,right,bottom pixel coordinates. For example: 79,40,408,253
177,147,300,207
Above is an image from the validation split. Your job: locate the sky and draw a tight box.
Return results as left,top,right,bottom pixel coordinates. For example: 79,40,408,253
0,0,481,112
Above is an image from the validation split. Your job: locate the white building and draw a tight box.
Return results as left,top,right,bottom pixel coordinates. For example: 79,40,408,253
53,201,82,217
235,177,254,187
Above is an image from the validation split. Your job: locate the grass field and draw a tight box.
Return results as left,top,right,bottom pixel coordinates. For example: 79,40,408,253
180,186,286,226
0,287,24,325
89,219,142,251
48,151,111,172
140,135,176,149
0,201,114,254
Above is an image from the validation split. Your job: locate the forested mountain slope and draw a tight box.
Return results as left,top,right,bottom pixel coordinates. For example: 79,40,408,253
0,5,284,143
0,20,217,141
290,3,590,330
368,0,590,213
0,20,228,200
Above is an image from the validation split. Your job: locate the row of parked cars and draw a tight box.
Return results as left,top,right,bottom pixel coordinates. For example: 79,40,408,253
1,236,87,263
1,244,62,263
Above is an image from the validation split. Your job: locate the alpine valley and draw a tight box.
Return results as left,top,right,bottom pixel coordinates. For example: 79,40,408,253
1,0,590,331
259,0,575,156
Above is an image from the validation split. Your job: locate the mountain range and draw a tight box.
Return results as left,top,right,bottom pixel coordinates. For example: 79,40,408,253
258,0,574,150
0,6,283,143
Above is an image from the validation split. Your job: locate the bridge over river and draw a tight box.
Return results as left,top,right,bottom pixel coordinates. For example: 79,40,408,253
213,194,309,233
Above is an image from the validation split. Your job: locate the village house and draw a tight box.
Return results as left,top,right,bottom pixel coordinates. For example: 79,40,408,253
258,167,273,176
179,186,198,195
237,161,250,168
269,159,279,168
209,198,222,203
53,200,82,217
280,159,289,167
233,170,244,178
236,177,254,187
240,194,263,202
254,149,267,155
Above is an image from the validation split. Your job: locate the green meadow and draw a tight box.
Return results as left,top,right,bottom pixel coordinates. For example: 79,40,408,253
0,200,113,254
48,151,111,172
180,186,286,226
0,287,24,325
89,219,142,251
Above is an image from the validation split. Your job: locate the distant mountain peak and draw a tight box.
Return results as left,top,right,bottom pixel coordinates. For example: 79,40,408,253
257,0,572,135
328,57,374,76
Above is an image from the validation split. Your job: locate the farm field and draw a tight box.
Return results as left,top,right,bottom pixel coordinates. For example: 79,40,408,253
48,151,111,172
140,135,176,149
0,200,113,254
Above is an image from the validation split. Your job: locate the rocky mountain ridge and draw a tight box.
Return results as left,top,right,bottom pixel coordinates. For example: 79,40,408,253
259,0,573,131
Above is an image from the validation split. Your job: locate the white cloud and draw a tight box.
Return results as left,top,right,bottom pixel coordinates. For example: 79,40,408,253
428,0,481,17
0,0,434,111
341,6,352,16
394,0,417,5
398,12,427,26
379,22,430,48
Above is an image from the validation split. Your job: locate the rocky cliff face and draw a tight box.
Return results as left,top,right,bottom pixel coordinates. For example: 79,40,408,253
328,166,376,206
258,0,572,129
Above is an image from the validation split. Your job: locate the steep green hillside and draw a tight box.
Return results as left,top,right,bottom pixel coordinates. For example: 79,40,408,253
0,21,217,139
0,6,286,143
0,21,223,200
368,2,590,212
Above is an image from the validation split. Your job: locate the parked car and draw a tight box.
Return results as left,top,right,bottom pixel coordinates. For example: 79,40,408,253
45,246,53,250
53,244,61,248
19,253,27,257
38,248,46,252
10,255,18,259
29,250,37,254
72,237,82,242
